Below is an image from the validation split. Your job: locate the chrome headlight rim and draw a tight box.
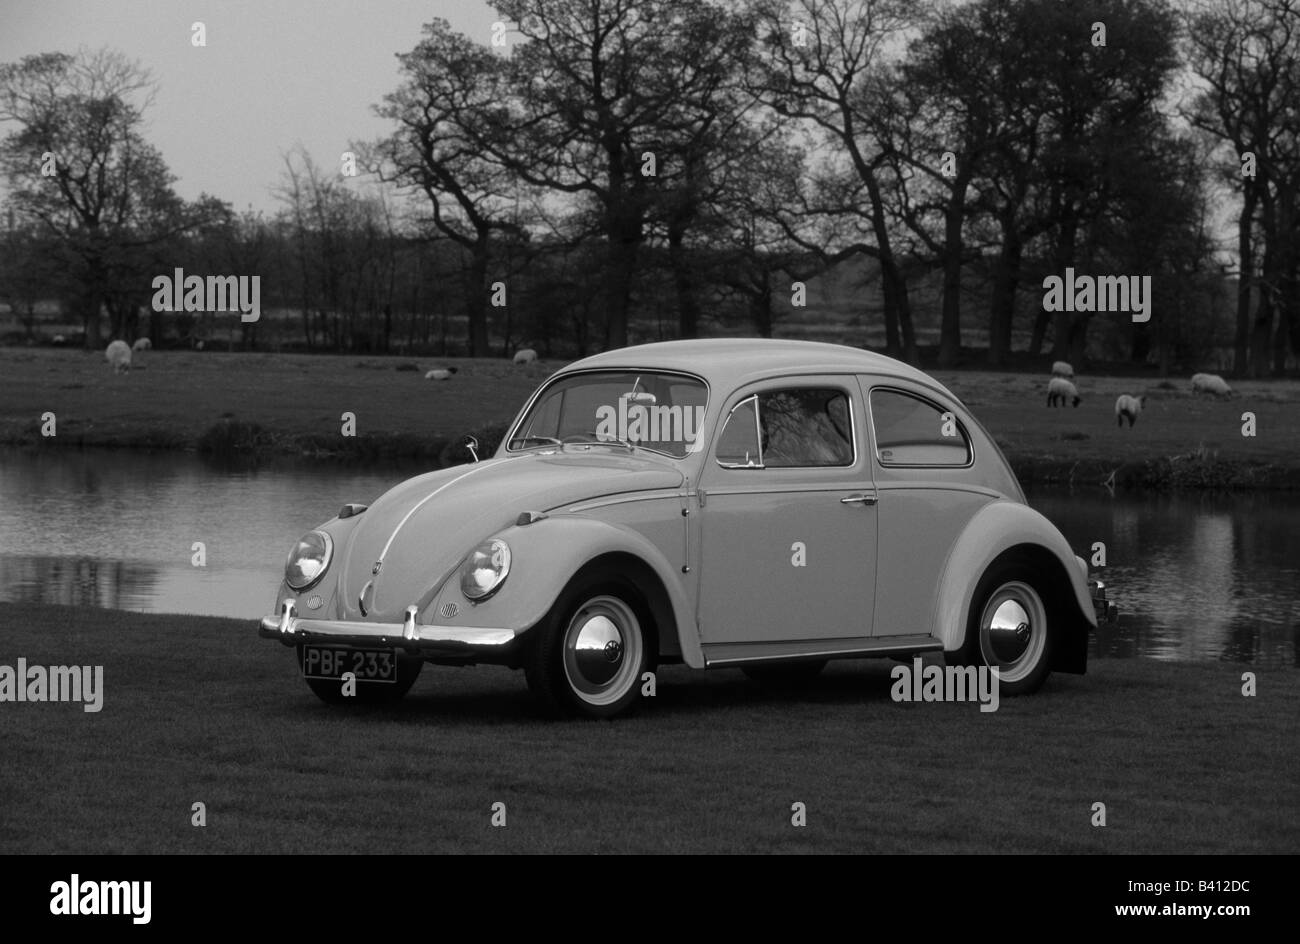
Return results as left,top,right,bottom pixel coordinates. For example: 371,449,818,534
285,529,334,592
460,538,511,602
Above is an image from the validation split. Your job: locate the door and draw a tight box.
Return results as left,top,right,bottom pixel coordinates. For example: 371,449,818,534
696,382,878,644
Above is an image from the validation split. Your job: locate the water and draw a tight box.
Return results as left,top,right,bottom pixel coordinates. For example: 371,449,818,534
1,448,1296,667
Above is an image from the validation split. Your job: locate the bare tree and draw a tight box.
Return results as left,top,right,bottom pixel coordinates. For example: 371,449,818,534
0,48,227,347
1187,0,1300,376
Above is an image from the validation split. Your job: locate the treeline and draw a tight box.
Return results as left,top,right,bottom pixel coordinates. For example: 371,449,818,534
1,0,1298,375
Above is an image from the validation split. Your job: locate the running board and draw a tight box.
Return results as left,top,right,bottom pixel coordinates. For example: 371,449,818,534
702,635,942,668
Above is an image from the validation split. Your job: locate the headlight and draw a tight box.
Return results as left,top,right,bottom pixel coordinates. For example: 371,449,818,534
285,530,333,591
460,538,511,601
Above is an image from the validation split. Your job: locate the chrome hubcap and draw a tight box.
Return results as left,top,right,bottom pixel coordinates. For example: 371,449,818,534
562,595,642,706
979,581,1047,684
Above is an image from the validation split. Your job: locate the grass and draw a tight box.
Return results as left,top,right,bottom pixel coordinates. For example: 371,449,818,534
1,603,1296,854
2,348,1299,487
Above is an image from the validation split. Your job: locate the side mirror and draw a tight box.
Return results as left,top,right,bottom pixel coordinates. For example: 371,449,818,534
464,435,480,463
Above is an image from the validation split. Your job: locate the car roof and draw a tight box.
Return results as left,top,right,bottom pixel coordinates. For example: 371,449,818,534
565,338,943,396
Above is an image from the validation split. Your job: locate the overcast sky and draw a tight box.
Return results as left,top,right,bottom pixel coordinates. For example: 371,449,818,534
0,0,503,214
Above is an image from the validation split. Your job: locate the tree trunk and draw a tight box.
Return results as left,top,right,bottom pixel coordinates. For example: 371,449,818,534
750,273,773,338
1234,185,1256,376
669,224,699,339
604,235,637,350
987,225,1021,368
937,180,969,369
1067,314,1089,368
466,247,489,357
864,174,916,363
1029,306,1050,356
83,254,105,349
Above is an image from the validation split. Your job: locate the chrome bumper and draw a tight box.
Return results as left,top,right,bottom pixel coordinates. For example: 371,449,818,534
1088,578,1118,624
258,601,519,653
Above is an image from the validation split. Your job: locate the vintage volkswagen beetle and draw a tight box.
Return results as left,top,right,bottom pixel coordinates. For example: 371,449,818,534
259,339,1114,717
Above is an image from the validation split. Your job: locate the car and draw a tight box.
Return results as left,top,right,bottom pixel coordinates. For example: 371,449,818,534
258,338,1116,718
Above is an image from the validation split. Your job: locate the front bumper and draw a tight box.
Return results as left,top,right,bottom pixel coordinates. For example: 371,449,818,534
1088,578,1118,624
259,601,520,656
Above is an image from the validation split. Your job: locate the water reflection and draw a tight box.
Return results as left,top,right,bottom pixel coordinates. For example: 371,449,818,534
0,555,159,610
0,447,1296,667
1027,488,1300,669
0,448,424,621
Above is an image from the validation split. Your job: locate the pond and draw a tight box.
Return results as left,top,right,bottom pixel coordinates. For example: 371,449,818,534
1,448,1295,668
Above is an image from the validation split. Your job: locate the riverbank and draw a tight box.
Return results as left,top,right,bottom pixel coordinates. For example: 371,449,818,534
3,347,1298,488
1,602,1296,854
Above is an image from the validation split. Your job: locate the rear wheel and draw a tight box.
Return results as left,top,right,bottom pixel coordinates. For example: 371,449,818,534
525,570,651,718
953,563,1054,695
298,646,422,705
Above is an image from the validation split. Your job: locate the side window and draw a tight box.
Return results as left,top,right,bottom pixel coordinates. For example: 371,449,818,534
870,389,971,466
715,388,854,468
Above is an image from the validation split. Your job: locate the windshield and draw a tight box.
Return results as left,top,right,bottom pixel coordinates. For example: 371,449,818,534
508,370,709,459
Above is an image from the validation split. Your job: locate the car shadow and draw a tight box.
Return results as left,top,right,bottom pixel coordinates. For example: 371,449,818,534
269,659,913,726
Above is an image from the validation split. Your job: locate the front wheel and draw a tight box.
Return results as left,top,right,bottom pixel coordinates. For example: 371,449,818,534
525,573,651,718
955,564,1054,696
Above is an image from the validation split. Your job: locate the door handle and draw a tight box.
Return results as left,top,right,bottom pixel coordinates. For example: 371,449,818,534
840,493,878,505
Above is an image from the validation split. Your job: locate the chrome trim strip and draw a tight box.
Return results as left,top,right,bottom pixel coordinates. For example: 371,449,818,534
259,611,517,648
375,463,491,567
564,489,683,513
702,634,941,667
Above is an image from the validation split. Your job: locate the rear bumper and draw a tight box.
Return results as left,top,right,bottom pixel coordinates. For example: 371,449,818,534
258,601,520,656
1088,578,1118,624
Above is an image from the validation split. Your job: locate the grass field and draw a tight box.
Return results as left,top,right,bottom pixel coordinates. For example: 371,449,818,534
2,347,1298,486
1,603,1296,854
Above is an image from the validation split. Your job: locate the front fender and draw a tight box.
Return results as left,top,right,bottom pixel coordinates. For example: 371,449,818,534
423,514,702,668
932,500,1096,665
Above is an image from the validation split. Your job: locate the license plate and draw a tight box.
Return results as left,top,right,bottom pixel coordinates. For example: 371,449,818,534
301,646,397,683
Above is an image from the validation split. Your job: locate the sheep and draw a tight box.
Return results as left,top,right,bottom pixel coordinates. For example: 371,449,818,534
1046,376,1080,407
1051,360,1074,379
1115,394,1146,427
1190,372,1232,398
132,337,152,352
105,339,132,373
424,367,458,381
513,348,538,365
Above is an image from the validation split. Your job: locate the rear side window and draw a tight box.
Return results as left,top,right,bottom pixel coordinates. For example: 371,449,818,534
870,389,970,466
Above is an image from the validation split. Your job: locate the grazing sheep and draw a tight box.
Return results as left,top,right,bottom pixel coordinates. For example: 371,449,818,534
1051,360,1074,379
1190,372,1232,398
513,348,538,365
424,367,458,381
132,337,152,352
1046,376,1081,408
51,334,67,346
1115,394,1145,427
105,339,132,373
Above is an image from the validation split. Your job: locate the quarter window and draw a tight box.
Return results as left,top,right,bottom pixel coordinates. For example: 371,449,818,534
869,389,971,466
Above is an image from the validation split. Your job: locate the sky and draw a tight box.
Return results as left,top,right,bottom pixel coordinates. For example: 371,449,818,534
0,0,504,214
